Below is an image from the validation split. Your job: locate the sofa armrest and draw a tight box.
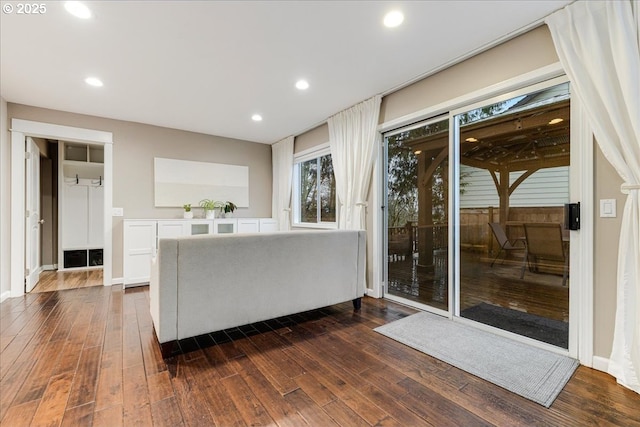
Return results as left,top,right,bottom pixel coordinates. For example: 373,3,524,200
149,238,179,344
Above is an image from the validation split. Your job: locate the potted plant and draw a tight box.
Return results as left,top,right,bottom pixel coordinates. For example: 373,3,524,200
222,201,237,218
183,204,193,219
199,199,222,219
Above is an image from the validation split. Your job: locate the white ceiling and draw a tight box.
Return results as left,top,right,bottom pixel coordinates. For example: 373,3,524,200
0,1,572,144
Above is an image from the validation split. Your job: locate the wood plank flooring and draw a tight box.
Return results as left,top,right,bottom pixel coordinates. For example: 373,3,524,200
2,285,640,426
31,269,104,293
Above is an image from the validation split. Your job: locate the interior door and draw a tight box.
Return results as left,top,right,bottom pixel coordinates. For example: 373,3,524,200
25,137,42,292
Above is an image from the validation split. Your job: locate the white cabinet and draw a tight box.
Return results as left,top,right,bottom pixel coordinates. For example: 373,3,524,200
157,220,189,238
62,183,89,249
157,219,214,239
123,220,157,286
237,218,259,233
219,218,278,234
123,217,275,286
259,218,278,233
214,218,237,234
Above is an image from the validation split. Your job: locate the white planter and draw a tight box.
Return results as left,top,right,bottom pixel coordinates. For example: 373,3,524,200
183,211,193,219
205,210,215,219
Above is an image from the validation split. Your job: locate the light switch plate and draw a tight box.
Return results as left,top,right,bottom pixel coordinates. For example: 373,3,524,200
112,207,124,217
599,199,616,218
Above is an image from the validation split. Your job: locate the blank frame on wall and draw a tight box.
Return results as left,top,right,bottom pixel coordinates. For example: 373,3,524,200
154,157,249,207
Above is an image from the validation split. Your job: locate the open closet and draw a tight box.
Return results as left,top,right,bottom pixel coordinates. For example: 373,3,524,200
59,141,104,269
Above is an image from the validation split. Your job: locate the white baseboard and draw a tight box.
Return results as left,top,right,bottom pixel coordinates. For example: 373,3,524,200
592,356,610,373
111,277,124,286
42,264,56,271
0,290,11,303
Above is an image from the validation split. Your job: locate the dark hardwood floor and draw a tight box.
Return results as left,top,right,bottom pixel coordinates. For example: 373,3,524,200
2,285,639,426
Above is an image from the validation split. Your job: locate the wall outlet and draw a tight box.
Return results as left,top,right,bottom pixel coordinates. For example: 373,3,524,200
112,207,124,217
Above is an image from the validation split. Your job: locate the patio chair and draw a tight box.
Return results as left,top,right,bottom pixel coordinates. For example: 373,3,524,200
523,222,569,286
488,222,526,267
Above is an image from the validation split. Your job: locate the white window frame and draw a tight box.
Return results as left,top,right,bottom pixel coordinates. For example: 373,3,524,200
292,144,338,229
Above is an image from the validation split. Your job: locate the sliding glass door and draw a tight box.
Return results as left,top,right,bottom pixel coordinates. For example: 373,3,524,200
384,118,450,313
383,80,572,349
455,82,571,349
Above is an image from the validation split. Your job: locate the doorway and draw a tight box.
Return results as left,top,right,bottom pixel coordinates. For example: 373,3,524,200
10,119,113,298
383,79,574,350
455,82,571,349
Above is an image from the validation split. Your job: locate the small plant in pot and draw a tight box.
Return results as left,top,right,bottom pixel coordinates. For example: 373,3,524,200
222,201,237,218
199,199,223,219
183,204,193,219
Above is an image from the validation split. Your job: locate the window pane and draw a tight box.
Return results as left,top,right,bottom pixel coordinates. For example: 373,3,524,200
385,118,449,311
299,159,318,223
319,154,336,222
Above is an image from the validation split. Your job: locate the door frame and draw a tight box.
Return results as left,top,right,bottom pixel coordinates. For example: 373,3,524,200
10,119,113,296
374,63,594,366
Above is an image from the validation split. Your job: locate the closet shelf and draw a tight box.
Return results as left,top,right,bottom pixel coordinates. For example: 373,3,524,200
63,161,103,180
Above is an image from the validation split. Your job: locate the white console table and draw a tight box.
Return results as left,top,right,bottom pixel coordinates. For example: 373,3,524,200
123,217,277,287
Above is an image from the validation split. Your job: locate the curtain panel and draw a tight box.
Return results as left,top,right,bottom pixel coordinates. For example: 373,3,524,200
271,136,294,231
328,95,382,231
546,0,640,393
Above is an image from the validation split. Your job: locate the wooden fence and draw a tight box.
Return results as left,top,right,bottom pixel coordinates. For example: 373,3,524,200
388,206,565,257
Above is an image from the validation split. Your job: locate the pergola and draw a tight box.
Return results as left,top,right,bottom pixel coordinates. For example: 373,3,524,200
405,98,571,268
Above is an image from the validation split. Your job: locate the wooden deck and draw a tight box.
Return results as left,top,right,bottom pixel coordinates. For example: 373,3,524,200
388,250,569,321
2,284,639,426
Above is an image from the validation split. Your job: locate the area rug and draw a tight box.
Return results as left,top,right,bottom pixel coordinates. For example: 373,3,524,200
374,311,578,407
460,303,568,349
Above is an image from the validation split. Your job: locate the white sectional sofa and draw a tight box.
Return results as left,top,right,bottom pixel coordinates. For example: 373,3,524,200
149,229,366,356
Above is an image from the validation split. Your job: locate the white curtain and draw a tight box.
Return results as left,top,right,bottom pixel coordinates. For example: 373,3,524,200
547,0,640,393
328,95,382,230
271,136,294,231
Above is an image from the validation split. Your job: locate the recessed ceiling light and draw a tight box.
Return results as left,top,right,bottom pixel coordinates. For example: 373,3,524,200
548,118,564,125
85,77,103,87
465,137,478,143
251,114,263,122
295,80,309,90
383,10,404,28
65,1,92,19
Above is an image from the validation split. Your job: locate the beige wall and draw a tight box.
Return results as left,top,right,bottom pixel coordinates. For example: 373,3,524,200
7,103,272,280
1,97,9,298
380,26,559,123
294,124,329,154
292,25,623,360
594,143,624,357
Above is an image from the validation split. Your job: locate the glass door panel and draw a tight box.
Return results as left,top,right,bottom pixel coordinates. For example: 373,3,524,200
456,82,571,348
385,118,449,312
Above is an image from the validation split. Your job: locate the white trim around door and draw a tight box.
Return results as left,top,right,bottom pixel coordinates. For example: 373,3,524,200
10,119,114,297
373,62,594,365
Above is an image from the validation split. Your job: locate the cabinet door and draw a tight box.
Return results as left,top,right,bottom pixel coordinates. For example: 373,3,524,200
237,219,259,234
63,183,89,248
123,221,156,286
259,218,278,233
189,220,213,235
214,219,237,234
157,221,188,238
88,185,104,247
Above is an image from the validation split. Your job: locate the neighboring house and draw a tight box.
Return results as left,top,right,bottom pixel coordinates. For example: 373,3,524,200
0,23,628,386
459,165,569,209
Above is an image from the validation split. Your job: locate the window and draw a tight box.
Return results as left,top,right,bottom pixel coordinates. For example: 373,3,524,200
293,147,337,227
